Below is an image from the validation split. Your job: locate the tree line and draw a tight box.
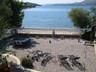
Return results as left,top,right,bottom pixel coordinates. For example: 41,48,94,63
0,0,24,38
69,7,96,29
68,7,96,41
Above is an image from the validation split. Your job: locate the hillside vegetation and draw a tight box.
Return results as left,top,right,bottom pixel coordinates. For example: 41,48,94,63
23,2,41,9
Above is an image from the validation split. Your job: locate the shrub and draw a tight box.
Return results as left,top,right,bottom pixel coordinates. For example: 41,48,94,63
21,58,34,69
81,31,95,41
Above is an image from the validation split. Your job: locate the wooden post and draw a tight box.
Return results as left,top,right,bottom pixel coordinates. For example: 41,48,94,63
91,25,95,42
52,30,55,37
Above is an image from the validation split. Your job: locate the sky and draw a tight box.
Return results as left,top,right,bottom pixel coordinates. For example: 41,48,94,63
21,0,84,4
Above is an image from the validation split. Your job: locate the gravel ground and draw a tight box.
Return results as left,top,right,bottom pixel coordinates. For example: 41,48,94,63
7,38,96,72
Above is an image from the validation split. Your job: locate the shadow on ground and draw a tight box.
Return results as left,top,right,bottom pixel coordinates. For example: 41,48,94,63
60,60,73,70
12,39,40,49
74,62,86,71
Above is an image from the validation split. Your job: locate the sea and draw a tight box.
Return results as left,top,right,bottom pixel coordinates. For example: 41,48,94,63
22,5,91,29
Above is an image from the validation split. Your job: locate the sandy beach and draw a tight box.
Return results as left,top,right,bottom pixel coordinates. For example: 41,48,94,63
7,38,96,72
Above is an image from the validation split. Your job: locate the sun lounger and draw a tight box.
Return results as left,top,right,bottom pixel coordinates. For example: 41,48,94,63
41,55,52,67
68,55,80,67
58,55,68,66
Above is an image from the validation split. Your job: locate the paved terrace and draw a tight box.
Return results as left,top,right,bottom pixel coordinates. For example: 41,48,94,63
7,38,96,72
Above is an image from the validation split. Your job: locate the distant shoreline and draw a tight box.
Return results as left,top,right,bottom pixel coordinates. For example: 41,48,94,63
20,27,79,30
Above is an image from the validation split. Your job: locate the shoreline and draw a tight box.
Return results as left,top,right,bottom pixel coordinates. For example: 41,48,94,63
19,27,81,31
20,27,78,29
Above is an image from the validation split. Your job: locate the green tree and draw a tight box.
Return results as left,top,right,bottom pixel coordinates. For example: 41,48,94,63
0,19,8,38
90,7,96,25
0,2,12,38
0,2,12,22
9,0,24,28
0,0,24,28
69,7,96,41
68,8,91,28
0,0,24,39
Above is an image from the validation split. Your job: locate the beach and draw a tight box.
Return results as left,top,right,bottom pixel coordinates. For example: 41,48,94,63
7,38,96,72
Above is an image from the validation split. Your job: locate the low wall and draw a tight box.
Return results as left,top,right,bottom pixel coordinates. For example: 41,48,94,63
7,28,80,37
8,28,81,37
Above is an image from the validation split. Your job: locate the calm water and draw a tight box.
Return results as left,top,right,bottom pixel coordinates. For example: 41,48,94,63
22,5,90,28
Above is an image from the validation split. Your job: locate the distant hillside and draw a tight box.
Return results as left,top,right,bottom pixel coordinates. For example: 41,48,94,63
46,0,96,6
80,0,96,5
23,2,41,9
